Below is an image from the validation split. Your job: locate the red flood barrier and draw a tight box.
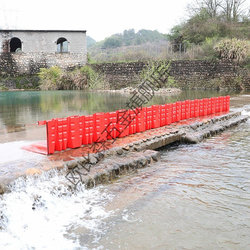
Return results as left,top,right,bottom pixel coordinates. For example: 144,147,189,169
36,96,230,155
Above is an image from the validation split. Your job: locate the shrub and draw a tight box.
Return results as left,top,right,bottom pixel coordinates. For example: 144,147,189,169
38,66,62,90
140,61,175,88
214,38,249,63
38,65,109,90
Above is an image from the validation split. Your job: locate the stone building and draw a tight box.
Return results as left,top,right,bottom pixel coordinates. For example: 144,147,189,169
0,29,87,75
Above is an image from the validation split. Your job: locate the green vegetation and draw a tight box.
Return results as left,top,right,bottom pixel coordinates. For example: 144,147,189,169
214,38,249,63
0,75,40,90
38,66,109,90
87,36,96,48
88,29,168,62
167,0,250,62
140,61,175,88
88,1,249,63
93,29,166,49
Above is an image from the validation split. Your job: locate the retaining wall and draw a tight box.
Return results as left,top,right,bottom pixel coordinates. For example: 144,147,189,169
92,60,250,90
0,52,86,76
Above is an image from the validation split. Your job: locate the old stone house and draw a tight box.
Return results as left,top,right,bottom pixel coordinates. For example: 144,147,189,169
0,29,87,75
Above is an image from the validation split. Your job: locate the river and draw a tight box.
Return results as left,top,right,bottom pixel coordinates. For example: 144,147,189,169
0,90,249,249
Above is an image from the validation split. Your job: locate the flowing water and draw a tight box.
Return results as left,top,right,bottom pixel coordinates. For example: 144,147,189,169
0,90,249,249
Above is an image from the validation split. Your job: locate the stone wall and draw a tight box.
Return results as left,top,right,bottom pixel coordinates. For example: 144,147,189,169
92,60,250,90
0,30,86,53
0,52,87,76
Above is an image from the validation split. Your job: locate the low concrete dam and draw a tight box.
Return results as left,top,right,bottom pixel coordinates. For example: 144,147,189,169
0,92,249,249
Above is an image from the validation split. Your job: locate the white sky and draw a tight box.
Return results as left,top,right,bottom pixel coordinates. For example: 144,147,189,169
0,0,201,41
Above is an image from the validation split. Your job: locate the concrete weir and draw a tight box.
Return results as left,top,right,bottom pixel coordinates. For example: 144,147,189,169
0,111,248,193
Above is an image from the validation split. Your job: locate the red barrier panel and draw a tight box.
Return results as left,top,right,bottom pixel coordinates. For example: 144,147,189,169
226,95,230,111
165,104,172,125
176,101,181,122
68,116,81,148
199,99,204,117
207,98,212,115
181,101,186,120
136,107,146,133
46,119,56,154
185,100,190,119
38,96,230,154
93,112,107,142
146,106,153,130
194,99,199,117
215,97,220,113
152,105,160,128
160,105,166,126
190,100,195,118
218,96,223,113
83,116,90,145
172,103,177,123
79,116,84,145
56,118,68,151
107,112,117,140
117,109,130,137
222,96,226,112
129,110,137,134
211,97,216,114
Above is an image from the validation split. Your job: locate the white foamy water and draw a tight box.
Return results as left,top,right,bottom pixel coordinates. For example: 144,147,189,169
0,170,112,250
242,108,250,117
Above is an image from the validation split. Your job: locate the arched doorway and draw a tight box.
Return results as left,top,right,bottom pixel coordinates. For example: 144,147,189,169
56,37,68,53
10,37,22,52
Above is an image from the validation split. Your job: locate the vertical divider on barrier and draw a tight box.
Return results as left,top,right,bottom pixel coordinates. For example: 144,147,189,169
212,97,215,113
166,103,172,125
79,116,85,145
146,106,153,130
215,97,219,113
181,101,186,120
88,115,94,144
160,105,166,126
136,107,146,133
172,103,177,123
107,112,117,139
219,96,223,113
93,112,107,142
46,119,56,154
56,118,68,151
68,116,81,148
152,105,160,128
207,98,212,115
199,99,204,117
117,109,128,137
185,100,190,119
226,96,230,111
190,100,195,118
194,99,199,117
129,109,137,134
55,119,63,151
204,98,208,116
176,101,181,122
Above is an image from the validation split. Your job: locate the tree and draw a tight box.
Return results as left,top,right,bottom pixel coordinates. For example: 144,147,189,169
220,0,247,22
123,29,135,46
187,0,222,18
103,36,122,49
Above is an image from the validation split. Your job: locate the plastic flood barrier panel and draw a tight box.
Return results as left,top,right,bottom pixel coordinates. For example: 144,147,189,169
36,96,230,154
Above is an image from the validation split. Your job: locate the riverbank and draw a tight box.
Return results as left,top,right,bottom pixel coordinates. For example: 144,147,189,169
95,86,181,95
0,110,248,194
0,75,40,91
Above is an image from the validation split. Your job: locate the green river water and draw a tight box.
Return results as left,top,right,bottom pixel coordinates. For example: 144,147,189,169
0,90,249,249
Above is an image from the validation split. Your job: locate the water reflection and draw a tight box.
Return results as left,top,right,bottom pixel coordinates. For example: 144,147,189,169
0,89,243,137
